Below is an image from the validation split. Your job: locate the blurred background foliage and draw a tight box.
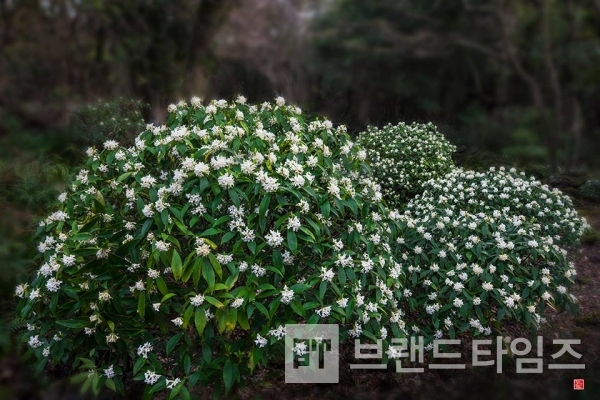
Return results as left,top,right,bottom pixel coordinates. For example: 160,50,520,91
0,0,599,365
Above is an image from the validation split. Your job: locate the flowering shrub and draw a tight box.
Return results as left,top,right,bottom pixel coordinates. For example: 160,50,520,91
356,122,456,208
15,97,408,398
392,167,589,343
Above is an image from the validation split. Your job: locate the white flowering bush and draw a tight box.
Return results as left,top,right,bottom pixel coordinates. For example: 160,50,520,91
356,122,456,208
392,167,589,343
15,96,410,398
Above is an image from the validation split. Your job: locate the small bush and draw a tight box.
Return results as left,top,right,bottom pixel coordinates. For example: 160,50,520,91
357,122,456,208
393,167,589,341
579,180,600,202
15,97,404,397
69,98,148,146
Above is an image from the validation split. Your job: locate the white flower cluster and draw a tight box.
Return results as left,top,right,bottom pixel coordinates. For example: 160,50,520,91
17,96,406,396
357,122,456,208
392,166,588,339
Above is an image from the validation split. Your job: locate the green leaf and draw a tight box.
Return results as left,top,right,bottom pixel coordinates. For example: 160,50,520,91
338,266,346,287
200,227,221,237
221,231,237,244
289,283,311,292
319,281,327,301
228,189,240,207
269,298,281,318
259,194,271,224
184,355,191,375
255,302,270,319
208,253,223,280
212,215,231,228
203,259,215,291
137,293,146,319
205,296,224,309
497,307,507,321
307,313,320,324
223,359,234,394
272,249,283,268
320,200,331,218
226,308,238,331
237,310,250,330
156,277,168,296
287,230,298,254
171,251,183,280
166,333,182,356
182,257,200,283
290,301,305,318
194,307,207,336
133,358,146,375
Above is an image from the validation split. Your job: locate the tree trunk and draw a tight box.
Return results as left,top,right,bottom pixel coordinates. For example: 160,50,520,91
569,95,583,170
184,0,237,96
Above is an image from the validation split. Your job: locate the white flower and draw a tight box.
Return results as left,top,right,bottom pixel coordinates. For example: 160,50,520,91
137,342,153,359
46,277,62,292
293,341,308,356
482,282,494,291
29,288,41,300
103,140,119,150
191,96,202,107
336,298,348,308
320,267,335,282
255,334,268,348
28,335,43,349
99,291,112,302
142,204,155,217
541,291,551,301
106,333,119,343
262,176,280,192
155,240,170,252
453,297,464,308
280,285,294,304
144,370,160,385
287,216,301,232
268,325,287,340
148,269,160,279
15,283,28,298
316,306,331,318
191,294,205,307
265,230,283,247
104,365,116,379
140,175,157,188
251,263,266,277
231,298,244,309
218,173,235,189
166,378,181,389
171,317,183,327
194,162,210,177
